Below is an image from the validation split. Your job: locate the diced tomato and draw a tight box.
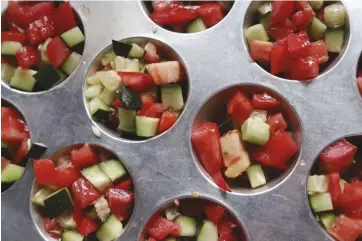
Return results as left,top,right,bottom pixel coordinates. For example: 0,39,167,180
203,202,225,224
180,199,204,217
79,217,99,236
28,2,55,23
151,0,181,12
33,159,57,185
114,178,132,191
249,40,272,62
44,217,62,238
357,77,362,96
252,93,281,110
158,111,178,133
112,99,124,108
268,18,296,40
147,238,157,241
250,130,297,169
198,3,224,27
212,171,231,192
270,40,291,74
16,46,40,68
270,1,294,24
328,214,362,241
1,107,20,120
295,1,313,12
291,10,314,30
308,40,329,64
6,2,32,28
288,56,319,80
287,31,310,58
319,139,357,173
13,140,29,163
71,143,98,169
47,37,70,68
73,204,85,229
218,214,237,238
339,183,362,218
140,92,157,106
227,91,253,126
147,216,181,240
146,61,183,85
53,2,77,35
144,42,160,64
149,5,199,26
106,188,134,221
138,103,166,118
1,127,27,144
2,157,9,171
2,116,25,132
191,122,223,175
266,113,287,135
71,178,101,209
118,72,155,92
1,31,27,45
55,163,80,188
328,173,343,206
26,15,55,45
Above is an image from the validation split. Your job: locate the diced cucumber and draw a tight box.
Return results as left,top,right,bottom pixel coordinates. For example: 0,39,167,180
114,56,139,72
85,85,103,99
116,86,142,108
309,17,327,40
258,2,272,15
175,216,197,237
186,17,207,33
319,213,336,230
1,41,22,55
249,109,267,122
197,220,218,241
10,67,37,91
309,0,323,10
1,63,16,82
128,43,145,58
135,116,159,137
224,152,250,178
324,28,344,53
245,24,269,45
260,13,271,30
81,164,112,193
309,193,333,213
94,196,111,222
60,26,85,47
38,38,52,64
99,159,126,182
33,65,61,91
99,70,121,92
247,164,267,188
99,88,116,106
96,214,124,241
89,97,110,116
165,206,181,220
161,85,184,111
101,51,116,66
117,108,136,133
44,188,73,218
307,175,328,193
241,118,270,146
61,230,84,241
220,130,246,167
1,163,24,183
31,188,54,207
62,52,81,75
87,72,101,85
324,3,346,28
57,211,77,229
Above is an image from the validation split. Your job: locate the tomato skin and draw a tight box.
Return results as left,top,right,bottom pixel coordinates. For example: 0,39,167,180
26,15,55,45
250,40,273,62
13,139,29,163
2,157,9,171
138,103,166,118
158,111,178,133
106,188,134,221
227,91,253,126
112,99,123,108
270,1,294,25
16,46,40,69
203,202,225,224
212,171,231,192
339,183,362,218
1,107,20,120
266,113,287,135
73,204,85,229
1,31,27,45
291,10,314,30
357,77,362,96
288,56,319,81
295,1,313,12
79,217,99,236
319,139,357,173
140,92,157,106
71,143,98,169
114,178,132,191
55,163,81,188
151,0,181,12
328,214,362,241
308,40,329,64
144,42,160,64
218,214,237,238
191,122,223,175
147,216,181,240
47,37,70,68
287,31,311,58
44,217,62,239
328,173,343,207
118,72,155,92
252,93,281,110
268,18,296,40
71,178,101,209
149,5,199,26
53,2,77,35
33,159,57,185
198,3,224,27
270,40,291,75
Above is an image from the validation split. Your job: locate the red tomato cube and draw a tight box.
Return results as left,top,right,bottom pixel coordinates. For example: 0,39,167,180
158,111,178,133
33,159,57,185
266,113,288,135
328,214,362,241
268,18,296,40
118,72,155,92
144,42,160,64
1,107,20,120
270,41,291,75
252,93,281,110
212,171,231,192
16,46,40,69
1,31,28,45
203,201,225,224
288,56,319,80
291,10,314,31
140,92,157,106
338,183,362,219
227,91,253,126
106,188,134,221
55,163,81,188
149,5,199,26
138,103,166,118
13,139,29,163
198,3,224,27
26,15,55,45
71,178,101,209
295,1,313,12
308,40,329,64
250,40,273,62
287,31,311,58
71,143,98,169
53,2,77,35
79,217,99,236
47,37,70,68
114,178,132,191
270,1,295,24
328,173,343,206
147,216,181,240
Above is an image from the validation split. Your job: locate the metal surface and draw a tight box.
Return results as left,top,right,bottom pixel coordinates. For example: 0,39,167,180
1,1,362,241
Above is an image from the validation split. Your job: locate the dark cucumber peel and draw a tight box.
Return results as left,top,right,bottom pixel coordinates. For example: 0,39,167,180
112,40,132,57
18,143,47,166
116,86,142,109
33,66,61,91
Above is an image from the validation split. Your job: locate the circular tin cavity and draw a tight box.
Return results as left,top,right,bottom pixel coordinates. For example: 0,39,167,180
141,1,234,34
1,1,86,94
306,134,362,241
139,195,248,241
1,99,31,193
30,143,135,241
191,84,302,195
356,53,362,98
83,36,189,142
242,0,351,81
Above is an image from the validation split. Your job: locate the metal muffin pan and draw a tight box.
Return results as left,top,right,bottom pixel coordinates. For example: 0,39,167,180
1,1,362,241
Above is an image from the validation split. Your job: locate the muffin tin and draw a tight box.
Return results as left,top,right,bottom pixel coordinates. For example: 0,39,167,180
1,1,362,241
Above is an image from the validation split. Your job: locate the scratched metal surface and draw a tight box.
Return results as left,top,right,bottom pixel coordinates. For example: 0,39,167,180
1,1,362,241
